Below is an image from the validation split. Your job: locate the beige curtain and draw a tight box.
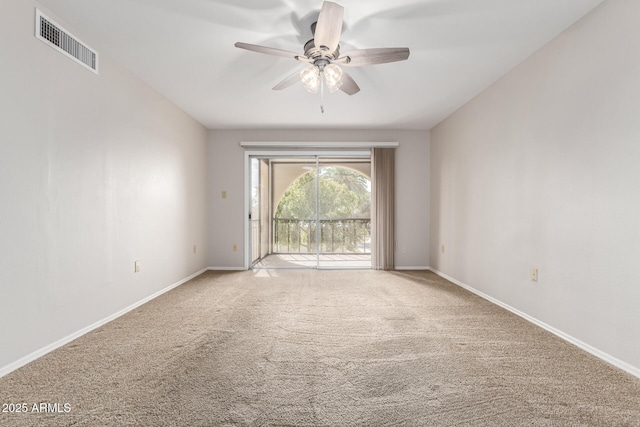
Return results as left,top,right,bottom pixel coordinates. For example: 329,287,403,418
371,148,395,270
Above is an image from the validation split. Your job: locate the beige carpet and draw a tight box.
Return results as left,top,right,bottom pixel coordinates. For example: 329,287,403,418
1,270,639,426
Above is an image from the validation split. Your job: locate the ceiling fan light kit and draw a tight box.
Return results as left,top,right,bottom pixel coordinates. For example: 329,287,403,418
301,61,343,91
235,1,410,113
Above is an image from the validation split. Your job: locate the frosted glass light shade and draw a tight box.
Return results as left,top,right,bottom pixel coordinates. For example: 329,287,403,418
323,64,343,93
300,66,320,94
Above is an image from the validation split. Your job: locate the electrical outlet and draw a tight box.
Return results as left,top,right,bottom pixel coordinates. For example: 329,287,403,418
402,247,407,253
232,243,238,252
531,267,538,282
134,260,140,273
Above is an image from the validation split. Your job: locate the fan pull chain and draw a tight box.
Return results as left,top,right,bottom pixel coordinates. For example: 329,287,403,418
320,70,325,114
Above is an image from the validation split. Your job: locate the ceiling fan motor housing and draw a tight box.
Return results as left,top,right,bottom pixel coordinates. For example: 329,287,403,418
305,23,340,63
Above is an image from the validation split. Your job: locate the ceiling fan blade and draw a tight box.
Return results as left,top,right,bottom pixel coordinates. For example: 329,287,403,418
235,42,309,62
314,1,344,54
273,69,302,91
337,48,410,67
339,71,360,96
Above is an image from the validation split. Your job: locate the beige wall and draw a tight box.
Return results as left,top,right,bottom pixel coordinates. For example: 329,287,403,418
209,129,430,269
1,1,210,374
430,0,640,375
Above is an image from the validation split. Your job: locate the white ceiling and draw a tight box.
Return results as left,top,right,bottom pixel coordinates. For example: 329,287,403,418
38,0,604,130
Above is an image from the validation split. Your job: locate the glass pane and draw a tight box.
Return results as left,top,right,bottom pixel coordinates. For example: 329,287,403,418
266,158,318,267
250,158,260,264
317,161,372,269
259,159,270,260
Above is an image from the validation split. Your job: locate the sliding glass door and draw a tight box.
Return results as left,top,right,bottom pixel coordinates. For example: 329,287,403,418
249,154,371,269
249,158,270,265
272,157,318,268
316,161,372,268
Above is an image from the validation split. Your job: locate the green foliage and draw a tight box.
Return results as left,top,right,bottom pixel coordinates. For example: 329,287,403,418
275,167,371,219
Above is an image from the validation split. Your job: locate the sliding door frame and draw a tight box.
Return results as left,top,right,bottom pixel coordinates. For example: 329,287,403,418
243,149,373,270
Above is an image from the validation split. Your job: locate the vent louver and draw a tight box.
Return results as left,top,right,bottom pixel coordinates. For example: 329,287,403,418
35,9,98,74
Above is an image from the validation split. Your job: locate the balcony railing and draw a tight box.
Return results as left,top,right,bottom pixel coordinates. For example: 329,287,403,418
273,218,371,254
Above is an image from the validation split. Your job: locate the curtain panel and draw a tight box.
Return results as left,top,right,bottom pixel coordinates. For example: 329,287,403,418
371,148,395,270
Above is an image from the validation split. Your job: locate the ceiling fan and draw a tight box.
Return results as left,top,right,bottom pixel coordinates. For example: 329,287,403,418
235,1,410,112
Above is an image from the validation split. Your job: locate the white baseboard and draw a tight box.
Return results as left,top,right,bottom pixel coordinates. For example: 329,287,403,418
394,266,430,271
0,267,209,379
208,266,246,271
427,267,640,380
